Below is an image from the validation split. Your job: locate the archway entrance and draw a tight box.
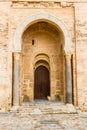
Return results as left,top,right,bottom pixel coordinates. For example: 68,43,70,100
12,13,73,107
34,66,50,100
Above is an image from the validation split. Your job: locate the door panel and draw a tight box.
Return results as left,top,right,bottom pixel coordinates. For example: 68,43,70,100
34,66,50,99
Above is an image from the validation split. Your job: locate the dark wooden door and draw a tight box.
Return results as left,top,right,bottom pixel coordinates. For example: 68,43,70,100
34,66,50,99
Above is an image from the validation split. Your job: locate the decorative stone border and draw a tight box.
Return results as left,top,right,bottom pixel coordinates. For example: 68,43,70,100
13,12,72,54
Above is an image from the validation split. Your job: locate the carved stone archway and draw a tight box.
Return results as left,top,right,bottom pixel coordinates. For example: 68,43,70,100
13,12,72,53
12,12,73,107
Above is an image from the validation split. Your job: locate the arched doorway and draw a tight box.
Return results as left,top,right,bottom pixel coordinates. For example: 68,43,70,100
34,66,50,100
12,13,73,106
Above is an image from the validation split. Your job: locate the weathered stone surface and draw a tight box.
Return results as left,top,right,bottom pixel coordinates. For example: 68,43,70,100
0,112,87,130
15,101,77,116
31,108,42,115
0,0,87,112
75,3,87,111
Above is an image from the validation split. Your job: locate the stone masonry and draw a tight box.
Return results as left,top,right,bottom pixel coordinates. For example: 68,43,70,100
0,0,87,112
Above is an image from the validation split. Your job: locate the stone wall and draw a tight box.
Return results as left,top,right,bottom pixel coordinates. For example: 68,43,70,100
75,3,87,111
0,0,87,111
0,2,12,110
10,1,74,104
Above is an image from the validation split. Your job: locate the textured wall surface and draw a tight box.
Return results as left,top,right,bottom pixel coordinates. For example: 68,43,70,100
75,3,87,110
21,22,63,102
0,2,11,110
0,0,87,111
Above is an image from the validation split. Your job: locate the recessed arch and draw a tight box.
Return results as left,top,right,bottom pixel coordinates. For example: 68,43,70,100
13,12,72,53
34,53,50,66
35,60,50,71
34,53,50,71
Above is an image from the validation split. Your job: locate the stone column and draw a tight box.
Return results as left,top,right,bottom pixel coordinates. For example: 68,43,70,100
66,54,72,103
13,53,20,106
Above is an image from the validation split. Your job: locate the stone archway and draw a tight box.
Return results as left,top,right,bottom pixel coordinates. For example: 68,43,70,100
12,12,72,107
13,12,72,52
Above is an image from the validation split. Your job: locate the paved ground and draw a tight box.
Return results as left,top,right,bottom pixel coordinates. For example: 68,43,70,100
0,112,87,130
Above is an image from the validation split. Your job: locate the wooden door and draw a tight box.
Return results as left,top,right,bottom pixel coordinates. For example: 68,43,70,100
34,66,50,99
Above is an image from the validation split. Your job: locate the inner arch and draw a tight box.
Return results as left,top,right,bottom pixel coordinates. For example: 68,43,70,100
21,20,65,102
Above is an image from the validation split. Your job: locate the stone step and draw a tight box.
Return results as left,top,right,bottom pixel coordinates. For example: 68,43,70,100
14,103,77,116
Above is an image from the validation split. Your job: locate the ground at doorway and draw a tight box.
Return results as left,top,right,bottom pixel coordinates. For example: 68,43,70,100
15,101,77,115
0,112,87,130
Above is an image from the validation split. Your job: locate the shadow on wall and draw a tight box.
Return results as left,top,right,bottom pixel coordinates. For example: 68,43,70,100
23,95,29,102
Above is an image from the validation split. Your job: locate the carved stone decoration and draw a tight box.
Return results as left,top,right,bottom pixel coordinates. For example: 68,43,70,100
11,1,74,9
